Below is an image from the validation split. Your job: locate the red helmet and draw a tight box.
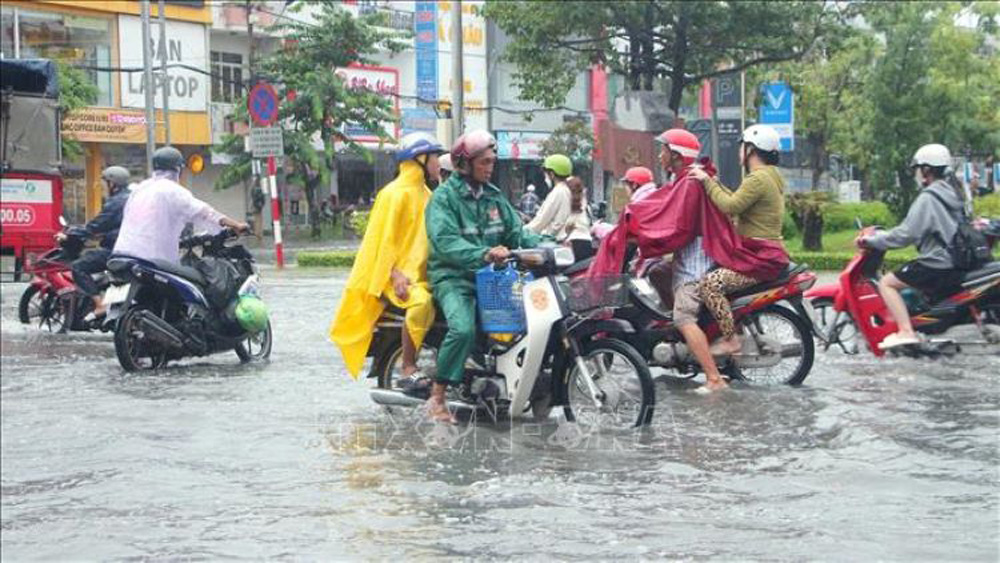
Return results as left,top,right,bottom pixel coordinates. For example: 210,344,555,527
621,166,654,186
656,128,701,165
450,129,496,164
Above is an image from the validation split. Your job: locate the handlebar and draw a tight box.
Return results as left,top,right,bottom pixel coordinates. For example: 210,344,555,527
179,227,247,250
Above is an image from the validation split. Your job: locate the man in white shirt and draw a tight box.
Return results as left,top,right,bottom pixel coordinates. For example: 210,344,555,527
113,146,248,264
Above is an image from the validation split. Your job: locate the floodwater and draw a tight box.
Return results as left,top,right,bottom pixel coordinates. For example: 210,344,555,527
1,268,997,561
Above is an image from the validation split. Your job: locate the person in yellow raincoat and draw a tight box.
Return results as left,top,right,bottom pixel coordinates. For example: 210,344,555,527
329,133,446,379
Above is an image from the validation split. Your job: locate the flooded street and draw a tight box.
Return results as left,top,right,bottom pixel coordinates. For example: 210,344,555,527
2,268,997,561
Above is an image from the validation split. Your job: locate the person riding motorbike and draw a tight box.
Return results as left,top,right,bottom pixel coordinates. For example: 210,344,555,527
329,132,444,382
424,129,542,423
518,184,541,220
113,146,248,265
591,167,658,241
564,176,594,259
655,128,730,392
689,124,788,356
525,154,575,238
55,165,131,319
856,143,967,349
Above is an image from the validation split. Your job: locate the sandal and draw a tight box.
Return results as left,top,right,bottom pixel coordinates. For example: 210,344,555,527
399,372,433,399
878,332,922,350
424,399,457,425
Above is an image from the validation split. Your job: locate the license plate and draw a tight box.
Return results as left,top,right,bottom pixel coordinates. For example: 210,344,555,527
104,283,130,305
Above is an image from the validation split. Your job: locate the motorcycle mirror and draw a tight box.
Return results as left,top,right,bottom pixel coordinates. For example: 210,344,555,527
59,215,67,227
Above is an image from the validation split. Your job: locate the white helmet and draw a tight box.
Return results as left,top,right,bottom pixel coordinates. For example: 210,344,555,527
911,144,952,168
742,124,782,153
439,153,454,172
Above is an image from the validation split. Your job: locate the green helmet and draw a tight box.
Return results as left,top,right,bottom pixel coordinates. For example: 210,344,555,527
542,154,573,178
235,295,269,333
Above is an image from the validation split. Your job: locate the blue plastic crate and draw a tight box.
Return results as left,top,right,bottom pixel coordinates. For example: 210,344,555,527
475,264,532,333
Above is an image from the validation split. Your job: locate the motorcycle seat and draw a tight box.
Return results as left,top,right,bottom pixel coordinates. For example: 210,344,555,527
961,261,1000,284
149,259,207,286
728,263,806,298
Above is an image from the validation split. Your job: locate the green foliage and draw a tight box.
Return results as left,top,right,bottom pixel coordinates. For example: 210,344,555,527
974,193,1000,217
482,0,838,113
789,251,911,273
214,3,407,238
296,250,357,268
782,211,798,240
540,120,594,164
55,62,98,162
349,210,370,238
822,201,897,233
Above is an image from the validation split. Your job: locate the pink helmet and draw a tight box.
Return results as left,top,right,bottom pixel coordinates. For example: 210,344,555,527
656,128,701,165
621,166,654,186
451,129,497,164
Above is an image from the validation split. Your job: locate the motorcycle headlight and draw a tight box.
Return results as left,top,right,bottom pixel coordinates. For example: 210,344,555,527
553,246,575,267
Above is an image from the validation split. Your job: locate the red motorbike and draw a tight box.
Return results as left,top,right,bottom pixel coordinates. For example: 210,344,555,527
805,222,1000,357
17,228,106,333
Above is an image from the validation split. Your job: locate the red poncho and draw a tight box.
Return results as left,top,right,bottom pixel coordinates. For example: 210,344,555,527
588,164,788,280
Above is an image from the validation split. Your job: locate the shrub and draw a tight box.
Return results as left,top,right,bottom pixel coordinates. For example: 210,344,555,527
973,193,1000,217
790,251,910,272
297,250,357,267
349,210,370,238
822,201,897,232
781,210,798,240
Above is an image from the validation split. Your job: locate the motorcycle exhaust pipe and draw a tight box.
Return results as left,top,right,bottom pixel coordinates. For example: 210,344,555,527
369,389,477,416
135,311,186,351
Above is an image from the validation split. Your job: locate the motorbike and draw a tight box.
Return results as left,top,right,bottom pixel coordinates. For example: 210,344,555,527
17,226,108,333
613,261,820,385
366,247,656,429
805,223,1000,357
103,228,272,371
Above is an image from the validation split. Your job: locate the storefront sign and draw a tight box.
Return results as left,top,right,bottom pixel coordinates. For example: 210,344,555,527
415,1,438,105
118,15,209,112
335,65,400,144
63,108,149,143
496,131,549,161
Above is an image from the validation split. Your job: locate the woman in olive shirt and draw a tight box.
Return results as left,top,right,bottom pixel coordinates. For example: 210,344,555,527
689,125,787,356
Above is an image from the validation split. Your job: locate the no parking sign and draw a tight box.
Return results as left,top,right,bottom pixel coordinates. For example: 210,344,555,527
248,82,279,127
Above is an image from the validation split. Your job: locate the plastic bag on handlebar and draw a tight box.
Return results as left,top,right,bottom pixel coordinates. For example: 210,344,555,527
191,255,242,310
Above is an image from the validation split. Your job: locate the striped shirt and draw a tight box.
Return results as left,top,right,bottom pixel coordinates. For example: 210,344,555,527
672,236,715,290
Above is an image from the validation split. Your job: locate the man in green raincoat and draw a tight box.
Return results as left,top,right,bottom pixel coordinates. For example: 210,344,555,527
423,129,541,423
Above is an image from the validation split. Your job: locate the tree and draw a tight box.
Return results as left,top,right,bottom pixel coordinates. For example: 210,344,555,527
56,62,98,162
787,191,834,251
482,0,839,115
214,3,406,238
540,120,594,163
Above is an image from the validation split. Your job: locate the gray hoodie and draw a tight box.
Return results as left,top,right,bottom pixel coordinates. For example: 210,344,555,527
866,179,964,269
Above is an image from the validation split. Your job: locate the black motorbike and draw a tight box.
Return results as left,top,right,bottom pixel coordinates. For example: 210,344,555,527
103,229,272,371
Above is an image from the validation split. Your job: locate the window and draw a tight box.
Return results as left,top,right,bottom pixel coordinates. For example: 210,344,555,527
1,7,14,59
211,51,244,103
6,8,113,106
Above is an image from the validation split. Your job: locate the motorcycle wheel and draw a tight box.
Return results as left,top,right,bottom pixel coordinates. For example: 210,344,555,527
563,338,655,429
372,333,438,390
114,308,167,372
18,285,43,324
726,304,815,386
811,297,861,355
37,292,67,333
235,321,273,363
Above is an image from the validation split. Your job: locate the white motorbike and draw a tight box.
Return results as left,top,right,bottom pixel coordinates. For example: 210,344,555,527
366,247,655,429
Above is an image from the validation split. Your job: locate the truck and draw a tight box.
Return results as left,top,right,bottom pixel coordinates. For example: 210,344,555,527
1,59,64,281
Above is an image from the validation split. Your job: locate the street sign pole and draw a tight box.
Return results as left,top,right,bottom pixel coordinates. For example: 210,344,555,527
267,156,283,268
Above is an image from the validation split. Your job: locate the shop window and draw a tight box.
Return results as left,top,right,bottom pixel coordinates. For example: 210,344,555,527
10,8,113,106
211,51,244,103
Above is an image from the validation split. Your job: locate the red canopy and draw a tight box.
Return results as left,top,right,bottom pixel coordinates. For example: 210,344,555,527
588,163,788,280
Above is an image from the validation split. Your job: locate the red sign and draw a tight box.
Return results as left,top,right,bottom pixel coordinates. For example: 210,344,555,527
248,82,280,127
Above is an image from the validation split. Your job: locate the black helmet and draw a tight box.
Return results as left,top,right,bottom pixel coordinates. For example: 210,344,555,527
152,146,185,173
101,165,130,189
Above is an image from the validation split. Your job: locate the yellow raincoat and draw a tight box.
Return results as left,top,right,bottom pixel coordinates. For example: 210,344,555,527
329,161,436,378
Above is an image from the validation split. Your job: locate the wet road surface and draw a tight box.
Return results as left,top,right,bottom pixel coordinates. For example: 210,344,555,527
2,268,997,560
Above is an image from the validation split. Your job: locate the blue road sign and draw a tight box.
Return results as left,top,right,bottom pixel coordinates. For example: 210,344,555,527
759,81,794,152
248,82,279,127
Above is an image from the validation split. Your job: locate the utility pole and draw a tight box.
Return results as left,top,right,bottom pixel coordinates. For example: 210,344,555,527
158,0,171,144
450,0,464,140
141,0,155,173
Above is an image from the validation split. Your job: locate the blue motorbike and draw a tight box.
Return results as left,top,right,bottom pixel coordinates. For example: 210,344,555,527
104,229,272,371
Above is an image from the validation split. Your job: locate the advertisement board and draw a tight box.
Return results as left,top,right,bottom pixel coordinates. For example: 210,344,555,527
118,15,209,112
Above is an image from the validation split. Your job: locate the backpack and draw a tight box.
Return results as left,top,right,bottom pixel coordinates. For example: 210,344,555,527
925,190,991,271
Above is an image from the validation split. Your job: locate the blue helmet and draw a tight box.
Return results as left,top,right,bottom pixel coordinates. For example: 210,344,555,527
396,132,445,162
